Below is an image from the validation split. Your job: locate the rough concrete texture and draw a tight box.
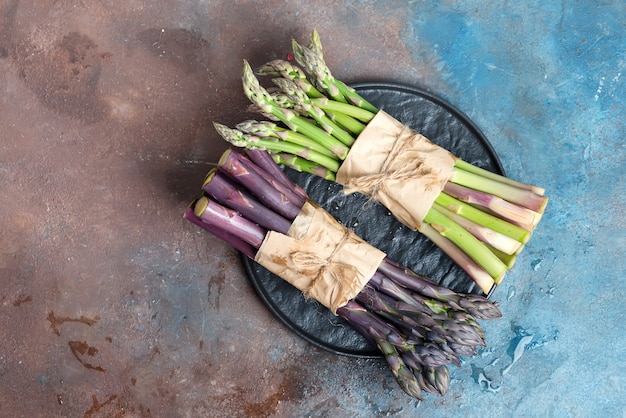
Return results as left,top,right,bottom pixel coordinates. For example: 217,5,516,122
0,1,624,417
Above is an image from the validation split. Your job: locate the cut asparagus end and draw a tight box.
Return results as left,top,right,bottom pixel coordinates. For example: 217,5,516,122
424,207,508,280
435,193,531,244
487,244,519,270
450,166,549,213
217,148,233,169
193,195,209,218
443,182,543,229
192,196,266,249
453,158,546,196
183,205,258,260
433,203,523,255
202,168,218,190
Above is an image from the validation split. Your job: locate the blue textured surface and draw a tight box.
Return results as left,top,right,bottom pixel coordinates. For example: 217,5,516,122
402,2,626,416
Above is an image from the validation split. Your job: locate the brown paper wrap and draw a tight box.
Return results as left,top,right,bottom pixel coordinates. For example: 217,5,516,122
254,200,386,314
336,110,457,230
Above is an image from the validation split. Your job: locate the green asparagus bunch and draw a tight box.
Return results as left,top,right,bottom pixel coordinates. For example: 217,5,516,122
213,30,548,295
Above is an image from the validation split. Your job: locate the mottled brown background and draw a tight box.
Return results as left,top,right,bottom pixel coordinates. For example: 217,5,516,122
0,1,430,416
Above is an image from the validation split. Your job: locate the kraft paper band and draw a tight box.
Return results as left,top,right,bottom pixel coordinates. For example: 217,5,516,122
336,110,457,230
255,200,386,314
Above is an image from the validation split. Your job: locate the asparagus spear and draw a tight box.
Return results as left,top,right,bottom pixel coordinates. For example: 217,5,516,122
271,153,337,181
214,122,341,173
242,60,350,159
202,168,292,234
293,29,380,114
256,58,325,98
217,148,304,220
244,148,308,199
377,258,502,319
237,119,338,158
337,300,425,400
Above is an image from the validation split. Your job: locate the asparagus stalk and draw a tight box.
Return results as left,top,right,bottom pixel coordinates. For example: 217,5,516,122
242,60,350,159
214,122,341,173
433,203,523,255
453,158,546,196
322,108,366,136
337,300,425,400
183,206,258,260
443,181,542,228
237,119,338,158
272,77,356,146
217,148,303,220
202,169,292,234
423,206,508,281
434,193,531,244
449,167,548,213
271,153,337,181
244,148,308,199
418,223,496,294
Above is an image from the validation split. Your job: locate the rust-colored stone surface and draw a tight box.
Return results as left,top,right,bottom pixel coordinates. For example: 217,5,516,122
0,1,422,416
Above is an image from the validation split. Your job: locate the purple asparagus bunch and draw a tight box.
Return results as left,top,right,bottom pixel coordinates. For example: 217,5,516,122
184,148,501,400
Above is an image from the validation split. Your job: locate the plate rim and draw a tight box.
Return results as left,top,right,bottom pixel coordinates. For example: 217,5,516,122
242,253,381,358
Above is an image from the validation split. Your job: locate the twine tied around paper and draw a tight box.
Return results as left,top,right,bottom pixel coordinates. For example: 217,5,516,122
342,124,445,198
290,228,360,301
255,200,387,314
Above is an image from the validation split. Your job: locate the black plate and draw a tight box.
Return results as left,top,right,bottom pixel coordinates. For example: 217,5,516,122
242,83,505,358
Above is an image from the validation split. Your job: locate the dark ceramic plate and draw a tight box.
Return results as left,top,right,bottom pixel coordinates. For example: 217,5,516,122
242,83,505,358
